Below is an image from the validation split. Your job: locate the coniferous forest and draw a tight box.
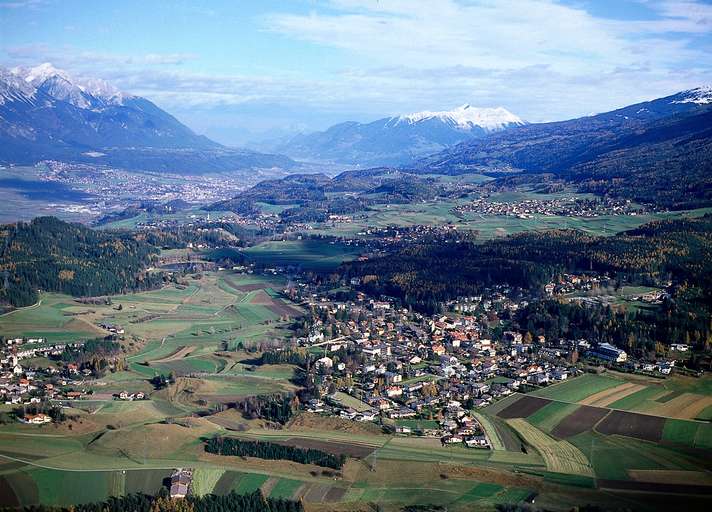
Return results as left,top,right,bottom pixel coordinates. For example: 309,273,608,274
0,217,162,307
205,437,345,469
1,490,303,512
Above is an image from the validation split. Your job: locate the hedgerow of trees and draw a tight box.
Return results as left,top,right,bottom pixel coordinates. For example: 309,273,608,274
205,437,345,469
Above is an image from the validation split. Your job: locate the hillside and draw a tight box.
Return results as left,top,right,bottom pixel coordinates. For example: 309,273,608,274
0,216,162,307
0,64,295,173
342,214,712,312
418,88,712,209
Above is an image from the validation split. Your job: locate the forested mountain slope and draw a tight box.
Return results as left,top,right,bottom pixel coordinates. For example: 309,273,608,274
418,88,712,209
0,217,162,307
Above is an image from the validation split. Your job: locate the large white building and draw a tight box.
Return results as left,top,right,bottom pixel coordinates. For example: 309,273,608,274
589,343,627,363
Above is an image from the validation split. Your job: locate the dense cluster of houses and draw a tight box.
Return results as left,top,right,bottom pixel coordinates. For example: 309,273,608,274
452,196,654,219
292,283,588,448
286,264,688,448
0,336,137,422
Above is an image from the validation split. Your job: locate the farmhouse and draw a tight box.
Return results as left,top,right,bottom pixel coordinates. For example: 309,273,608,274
23,413,52,424
170,468,193,498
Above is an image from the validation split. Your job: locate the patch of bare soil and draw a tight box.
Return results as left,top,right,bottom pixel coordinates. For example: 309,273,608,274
152,346,196,363
289,414,384,436
438,463,543,489
497,395,552,419
273,438,375,458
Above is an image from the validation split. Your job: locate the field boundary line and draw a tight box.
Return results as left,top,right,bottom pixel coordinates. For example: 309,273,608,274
0,298,42,317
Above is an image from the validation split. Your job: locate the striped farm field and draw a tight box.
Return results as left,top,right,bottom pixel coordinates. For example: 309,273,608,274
190,468,225,496
530,374,621,403
506,419,593,476
607,385,667,412
579,382,645,407
645,393,712,420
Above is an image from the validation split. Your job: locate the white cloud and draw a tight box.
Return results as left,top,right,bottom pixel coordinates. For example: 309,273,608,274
266,0,708,72
2,0,710,133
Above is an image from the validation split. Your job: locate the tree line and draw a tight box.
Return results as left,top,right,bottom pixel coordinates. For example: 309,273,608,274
205,437,345,469
2,490,302,512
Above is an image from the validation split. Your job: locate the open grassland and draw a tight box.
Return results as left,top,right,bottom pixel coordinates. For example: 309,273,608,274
662,419,712,450
242,239,361,270
0,293,107,342
331,391,372,412
0,409,708,511
571,430,710,482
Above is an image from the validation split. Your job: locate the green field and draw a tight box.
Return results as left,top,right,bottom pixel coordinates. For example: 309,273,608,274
530,374,621,402
242,239,361,270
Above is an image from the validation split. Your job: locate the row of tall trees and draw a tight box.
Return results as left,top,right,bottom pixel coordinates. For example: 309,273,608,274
2,490,302,512
205,437,345,469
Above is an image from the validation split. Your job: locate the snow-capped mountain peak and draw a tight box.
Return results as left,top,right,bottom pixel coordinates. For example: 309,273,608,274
396,104,525,131
6,63,130,107
672,86,712,105
15,62,71,87
80,77,129,104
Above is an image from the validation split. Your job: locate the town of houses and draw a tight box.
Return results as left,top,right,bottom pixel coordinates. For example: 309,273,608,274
287,272,684,449
451,196,658,219
0,265,684,436
0,330,145,424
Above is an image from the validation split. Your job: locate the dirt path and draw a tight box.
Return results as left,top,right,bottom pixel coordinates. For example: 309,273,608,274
0,298,42,317
151,346,196,363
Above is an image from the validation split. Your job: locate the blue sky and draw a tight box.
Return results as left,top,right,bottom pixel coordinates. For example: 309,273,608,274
2,0,711,146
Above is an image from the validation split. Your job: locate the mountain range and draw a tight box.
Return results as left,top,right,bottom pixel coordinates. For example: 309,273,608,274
419,87,712,209
0,63,295,174
271,105,525,166
213,86,712,211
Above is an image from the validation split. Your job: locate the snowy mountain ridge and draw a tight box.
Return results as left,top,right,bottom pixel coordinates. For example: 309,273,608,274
672,86,712,105
393,104,525,131
5,63,131,108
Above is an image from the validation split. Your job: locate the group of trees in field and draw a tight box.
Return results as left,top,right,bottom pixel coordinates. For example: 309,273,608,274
234,393,300,424
3,490,303,512
205,437,345,469
57,337,125,376
513,298,712,358
150,373,175,390
12,402,65,423
259,349,311,368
